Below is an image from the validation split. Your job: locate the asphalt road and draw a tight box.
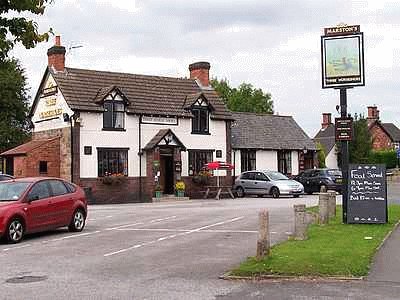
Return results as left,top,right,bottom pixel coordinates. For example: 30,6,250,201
0,182,399,300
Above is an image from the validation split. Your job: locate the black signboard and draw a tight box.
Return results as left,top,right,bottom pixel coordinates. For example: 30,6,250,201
335,117,353,141
347,164,387,224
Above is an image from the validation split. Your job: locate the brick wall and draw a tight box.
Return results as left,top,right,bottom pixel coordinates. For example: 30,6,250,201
34,127,71,181
370,123,393,150
25,138,60,177
79,177,151,204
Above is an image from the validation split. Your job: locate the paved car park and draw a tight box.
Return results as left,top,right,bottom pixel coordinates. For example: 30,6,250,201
0,195,321,299
0,182,399,299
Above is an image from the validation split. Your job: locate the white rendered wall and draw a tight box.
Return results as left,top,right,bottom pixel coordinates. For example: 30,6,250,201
79,113,227,178
232,150,241,177
256,150,278,171
325,147,339,169
291,151,299,175
32,73,74,132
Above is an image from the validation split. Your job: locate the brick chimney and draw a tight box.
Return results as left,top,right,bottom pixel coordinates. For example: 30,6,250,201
189,61,210,87
47,35,66,72
367,106,379,120
321,113,332,129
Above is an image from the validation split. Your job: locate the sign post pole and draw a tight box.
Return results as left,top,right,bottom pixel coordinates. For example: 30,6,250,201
340,88,349,223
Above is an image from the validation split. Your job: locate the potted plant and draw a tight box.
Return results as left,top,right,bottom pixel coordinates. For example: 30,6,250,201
175,181,185,197
155,183,162,198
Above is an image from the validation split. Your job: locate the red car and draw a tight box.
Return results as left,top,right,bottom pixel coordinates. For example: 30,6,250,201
0,177,87,243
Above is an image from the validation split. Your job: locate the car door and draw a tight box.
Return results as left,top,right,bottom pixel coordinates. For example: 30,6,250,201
254,172,270,195
48,179,73,226
24,181,53,232
240,172,255,194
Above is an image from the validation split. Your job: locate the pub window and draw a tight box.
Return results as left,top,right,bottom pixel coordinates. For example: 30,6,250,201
98,149,128,177
103,100,125,130
188,150,213,175
241,150,256,172
192,108,209,134
278,150,292,175
39,161,48,174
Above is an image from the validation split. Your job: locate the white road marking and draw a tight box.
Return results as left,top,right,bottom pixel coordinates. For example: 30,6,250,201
106,216,113,218
105,222,144,231
48,231,101,242
103,216,244,257
2,244,32,252
116,228,258,234
106,216,177,231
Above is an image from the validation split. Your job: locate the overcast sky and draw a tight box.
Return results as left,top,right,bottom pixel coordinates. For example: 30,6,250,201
10,0,400,136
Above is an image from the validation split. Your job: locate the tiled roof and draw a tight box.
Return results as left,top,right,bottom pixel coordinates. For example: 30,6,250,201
314,124,336,153
382,123,400,142
51,68,232,120
0,138,59,156
231,112,316,150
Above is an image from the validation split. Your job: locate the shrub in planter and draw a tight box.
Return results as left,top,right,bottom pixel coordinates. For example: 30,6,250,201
155,183,163,198
101,173,127,185
175,181,185,197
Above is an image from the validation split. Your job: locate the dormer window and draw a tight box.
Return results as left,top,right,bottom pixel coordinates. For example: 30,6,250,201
191,96,210,134
101,89,127,130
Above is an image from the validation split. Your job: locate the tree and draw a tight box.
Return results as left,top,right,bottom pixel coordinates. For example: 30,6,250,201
316,142,327,168
0,0,53,60
337,114,372,166
211,78,273,114
0,59,30,153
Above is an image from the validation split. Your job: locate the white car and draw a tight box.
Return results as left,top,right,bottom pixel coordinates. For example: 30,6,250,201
233,170,304,198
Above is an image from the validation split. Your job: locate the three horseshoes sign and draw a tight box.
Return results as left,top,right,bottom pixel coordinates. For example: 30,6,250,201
321,24,365,88
347,164,387,224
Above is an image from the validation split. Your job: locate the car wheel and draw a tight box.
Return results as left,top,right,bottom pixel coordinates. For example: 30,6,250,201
69,209,86,232
271,187,280,198
236,187,245,198
257,194,264,198
6,218,24,244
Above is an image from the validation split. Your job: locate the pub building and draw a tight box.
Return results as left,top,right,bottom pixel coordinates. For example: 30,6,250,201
0,36,317,203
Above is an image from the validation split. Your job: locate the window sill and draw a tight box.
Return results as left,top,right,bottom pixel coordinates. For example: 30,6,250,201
191,131,211,135
102,128,126,132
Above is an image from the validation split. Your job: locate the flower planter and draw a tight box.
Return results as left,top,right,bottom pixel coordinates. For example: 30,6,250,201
155,191,162,198
176,190,185,197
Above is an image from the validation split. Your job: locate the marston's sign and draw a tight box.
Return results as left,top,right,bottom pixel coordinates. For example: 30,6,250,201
324,25,360,36
335,117,353,141
141,116,178,125
321,24,365,88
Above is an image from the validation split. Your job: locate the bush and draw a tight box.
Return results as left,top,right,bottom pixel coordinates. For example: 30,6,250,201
368,150,397,168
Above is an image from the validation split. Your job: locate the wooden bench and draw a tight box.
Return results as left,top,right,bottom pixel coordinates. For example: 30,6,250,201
202,185,235,200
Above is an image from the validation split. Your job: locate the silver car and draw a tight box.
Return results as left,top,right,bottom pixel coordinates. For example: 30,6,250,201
233,170,304,198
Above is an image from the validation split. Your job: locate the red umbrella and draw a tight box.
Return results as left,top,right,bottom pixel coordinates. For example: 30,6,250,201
204,161,234,186
205,161,234,170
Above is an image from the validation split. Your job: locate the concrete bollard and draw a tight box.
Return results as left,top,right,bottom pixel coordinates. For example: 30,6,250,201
256,209,270,260
319,192,330,224
328,191,337,218
293,204,307,240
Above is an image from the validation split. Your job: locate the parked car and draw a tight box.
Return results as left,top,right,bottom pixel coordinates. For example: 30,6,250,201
233,170,304,198
0,174,14,181
293,169,342,194
0,177,87,244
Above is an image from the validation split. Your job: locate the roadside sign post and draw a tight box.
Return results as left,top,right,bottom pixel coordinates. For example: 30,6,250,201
397,148,400,169
321,24,365,224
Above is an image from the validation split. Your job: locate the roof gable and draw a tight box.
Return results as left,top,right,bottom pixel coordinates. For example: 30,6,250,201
143,129,186,150
314,124,336,153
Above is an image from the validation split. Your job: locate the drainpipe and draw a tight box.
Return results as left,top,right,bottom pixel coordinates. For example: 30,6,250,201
69,113,75,182
138,115,142,201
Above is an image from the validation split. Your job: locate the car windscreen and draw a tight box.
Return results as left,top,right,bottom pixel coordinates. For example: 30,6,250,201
0,182,30,201
265,171,289,181
327,170,342,176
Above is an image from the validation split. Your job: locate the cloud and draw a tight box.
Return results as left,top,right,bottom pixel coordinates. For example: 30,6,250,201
8,0,400,136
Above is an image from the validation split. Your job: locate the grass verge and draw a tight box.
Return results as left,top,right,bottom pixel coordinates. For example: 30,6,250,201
230,204,400,278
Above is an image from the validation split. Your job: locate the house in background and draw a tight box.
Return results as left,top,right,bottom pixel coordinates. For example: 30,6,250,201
313,113,338,169
231,112,317,177
314,106,400,169
367,106,400,150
